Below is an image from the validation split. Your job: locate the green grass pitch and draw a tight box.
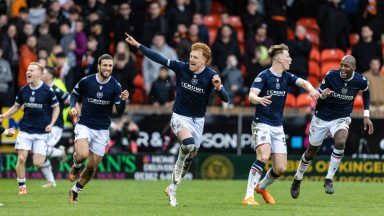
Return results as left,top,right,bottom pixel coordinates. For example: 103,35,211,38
0,179,383,216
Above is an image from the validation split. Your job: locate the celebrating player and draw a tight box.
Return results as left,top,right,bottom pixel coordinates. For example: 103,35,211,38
40,66,69,188
243,44,319,206
290,55,374,198
0,62,60,195
125,33,229,207
68,54,129,204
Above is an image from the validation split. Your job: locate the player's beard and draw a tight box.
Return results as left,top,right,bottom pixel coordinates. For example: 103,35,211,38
100,70,111,79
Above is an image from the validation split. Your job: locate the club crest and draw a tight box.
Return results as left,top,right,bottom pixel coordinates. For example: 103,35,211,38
96,91,103,98
341,87,348,94
191,77,198,85
29,96,35,102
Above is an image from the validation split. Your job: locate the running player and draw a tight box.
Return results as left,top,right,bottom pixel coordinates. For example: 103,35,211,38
290,55,374,198
68,54,129,204
0,62,60,195
40,66,69,188
243,44,319,206
125,33,229,207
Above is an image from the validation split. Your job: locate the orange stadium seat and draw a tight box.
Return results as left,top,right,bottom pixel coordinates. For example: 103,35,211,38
320,49,345,63
297,18,320,33
309,61,320,77
349,33,360,47
307,31,319,48
237,29,244,43
309,48,320,63
296,93,312,108
227,16,243,29
285,93,296,108
321,62,340,77
287,27,294,40
307,75,320,88
208,28,217,45
203,15,221,28
211,1,224,14
353,93,363,110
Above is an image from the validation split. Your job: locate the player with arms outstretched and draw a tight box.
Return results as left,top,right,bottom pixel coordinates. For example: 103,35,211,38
0,62,60,195
40,66,69,188
243,44,319,206
68,54,129,204
290,55,374,198
125,33,229,207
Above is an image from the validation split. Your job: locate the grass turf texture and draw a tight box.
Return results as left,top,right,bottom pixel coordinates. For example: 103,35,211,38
0,179,383,216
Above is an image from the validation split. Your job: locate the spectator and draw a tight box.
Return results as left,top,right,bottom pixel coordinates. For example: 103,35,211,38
9,6,28,34
18,35,37,87
221,55,247,107
192,13,209,44
265,0,288,44
20,23,34,45
90,20,107,54
47,44,64,68
0,47,13,108
1,24,20,83
149,67,175,107
173,23,191,61
109,114,140,154
113,2,138,44
242,0,264,41
28,0,46,28
37,48,48,59
67,5,81,33
81,35,102,75
357,0,384,41
352,25,383,72
318,0,349,50
0,14,9,32
47,2,65,42
113,41,137,99
287,25,311,79
141,1,168,47
142,33,177,93
166,0,195,40
11,0,27,18
37,22,56,53
216,12,238,42
363,58,384,111
73,20,87,65
212,24,241,72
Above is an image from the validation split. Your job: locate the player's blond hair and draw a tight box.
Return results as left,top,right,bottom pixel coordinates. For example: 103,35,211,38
191,42,211,63
29,62,45,73
268,44,289,60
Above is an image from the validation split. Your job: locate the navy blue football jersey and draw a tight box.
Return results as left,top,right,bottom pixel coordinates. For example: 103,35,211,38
72,74,122,130
251,69,299,126
168,60,218,118
51,85,69,128
315,70,369,121
15,82,59,134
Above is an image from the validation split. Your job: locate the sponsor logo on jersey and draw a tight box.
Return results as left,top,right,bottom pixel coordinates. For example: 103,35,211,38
24,102,43,108
181,82,205,93
87,98,110,105
266,90,286,96
331,92,354,101
255,77,262,82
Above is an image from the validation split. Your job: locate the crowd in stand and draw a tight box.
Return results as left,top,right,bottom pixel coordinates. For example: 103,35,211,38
0,0,384,111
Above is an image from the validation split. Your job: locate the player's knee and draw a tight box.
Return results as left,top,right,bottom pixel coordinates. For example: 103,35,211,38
181,137,195,154
333,138,346,149
76,151,89,160
17,155,27,165
32,158,45,167
274,166,286,175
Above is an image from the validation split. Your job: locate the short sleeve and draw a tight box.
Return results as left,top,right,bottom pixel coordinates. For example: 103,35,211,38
49,88,59,107
72,77,85,95
361,76,369,92
319,72,331,92
286,72,299,86
114,82,123,104
15,88,24,106
251,72,266,90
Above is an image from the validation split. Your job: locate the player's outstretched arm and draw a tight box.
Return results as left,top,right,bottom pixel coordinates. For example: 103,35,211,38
249,88,272,106
296,79,320,100
212,75,229,103
0,104,21,122
125,33,168,67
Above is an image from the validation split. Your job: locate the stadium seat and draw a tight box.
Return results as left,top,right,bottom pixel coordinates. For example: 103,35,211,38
346,48,352,55
321,62,340,77
297,18,320,33
353,93,363,110
287,27,294,40
349,33,360,47
131,75,146,104
320,49,345,63
309,61,320,77
296,93,312,108
211,1,224,14
208,28,217,45
237,29,244,43
203,15,221,28
227,16,243,29
309,48,320,63
285,93,296,108
308,75,320,88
